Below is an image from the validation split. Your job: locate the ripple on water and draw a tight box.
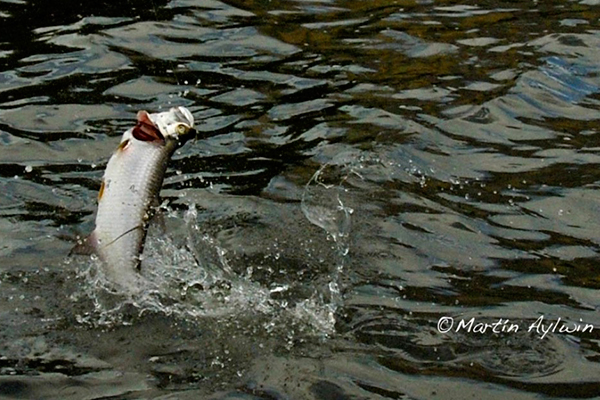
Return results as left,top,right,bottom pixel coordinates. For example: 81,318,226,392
3,0,600,398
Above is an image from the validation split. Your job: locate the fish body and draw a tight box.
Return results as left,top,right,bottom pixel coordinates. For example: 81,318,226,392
75,107,195,291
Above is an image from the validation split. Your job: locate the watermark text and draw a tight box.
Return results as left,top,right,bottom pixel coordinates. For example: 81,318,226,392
437,316,594,339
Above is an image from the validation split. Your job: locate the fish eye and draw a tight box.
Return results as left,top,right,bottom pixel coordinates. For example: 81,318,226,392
176,124,189,135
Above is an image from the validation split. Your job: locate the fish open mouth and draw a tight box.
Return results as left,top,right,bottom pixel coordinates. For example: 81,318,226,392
134,107,198,141
132,110,165,142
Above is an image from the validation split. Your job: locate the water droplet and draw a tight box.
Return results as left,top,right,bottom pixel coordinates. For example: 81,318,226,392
24,165,32,173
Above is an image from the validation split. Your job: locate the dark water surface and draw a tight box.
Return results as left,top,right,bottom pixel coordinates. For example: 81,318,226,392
2,0,600,398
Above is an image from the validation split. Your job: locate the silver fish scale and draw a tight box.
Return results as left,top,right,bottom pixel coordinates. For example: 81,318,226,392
94,137,168,288
89,107,195,292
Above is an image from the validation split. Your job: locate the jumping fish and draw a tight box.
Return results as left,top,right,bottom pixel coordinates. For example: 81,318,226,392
72,106,196,291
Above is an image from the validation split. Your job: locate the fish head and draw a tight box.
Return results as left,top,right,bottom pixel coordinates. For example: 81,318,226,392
151,106,196,143
130,107,196,145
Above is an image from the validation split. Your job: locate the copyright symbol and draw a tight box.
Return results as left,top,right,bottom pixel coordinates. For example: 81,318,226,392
438,316,454,333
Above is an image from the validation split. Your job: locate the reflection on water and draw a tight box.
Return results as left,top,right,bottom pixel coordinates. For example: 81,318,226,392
2,0,600,398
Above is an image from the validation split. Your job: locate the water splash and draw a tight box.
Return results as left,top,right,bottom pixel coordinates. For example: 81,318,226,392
301,163,354,256
69,203,339,337
300,160,356,324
